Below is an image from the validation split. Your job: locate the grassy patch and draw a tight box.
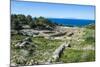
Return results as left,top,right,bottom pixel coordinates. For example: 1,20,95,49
82,28,95,45
32,37,63,52
59,48,95,63
11,34,27,41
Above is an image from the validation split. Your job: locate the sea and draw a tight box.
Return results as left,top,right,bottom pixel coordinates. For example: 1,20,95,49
48,18,95,27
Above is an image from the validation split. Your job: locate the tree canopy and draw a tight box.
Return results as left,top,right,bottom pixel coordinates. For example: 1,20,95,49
11,14,57,30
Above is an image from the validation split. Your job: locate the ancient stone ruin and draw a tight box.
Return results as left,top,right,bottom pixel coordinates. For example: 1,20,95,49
46,42,70,64
15,37,32,47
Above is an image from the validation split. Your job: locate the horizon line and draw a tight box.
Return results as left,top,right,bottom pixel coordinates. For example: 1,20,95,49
11,13,95,20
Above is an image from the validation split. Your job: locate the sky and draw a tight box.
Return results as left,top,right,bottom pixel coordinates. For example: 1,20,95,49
11,0,95,20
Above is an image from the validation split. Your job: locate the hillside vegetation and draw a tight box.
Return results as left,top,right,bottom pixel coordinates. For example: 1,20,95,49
11,14,95,66
11,14,57,30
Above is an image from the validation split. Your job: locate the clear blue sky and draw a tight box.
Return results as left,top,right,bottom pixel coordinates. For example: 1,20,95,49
11,0,95,20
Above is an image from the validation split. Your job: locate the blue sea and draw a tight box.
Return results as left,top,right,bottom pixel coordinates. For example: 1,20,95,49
48,18,95,27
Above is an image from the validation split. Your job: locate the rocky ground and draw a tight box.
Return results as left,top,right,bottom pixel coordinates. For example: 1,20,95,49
11,26,95,66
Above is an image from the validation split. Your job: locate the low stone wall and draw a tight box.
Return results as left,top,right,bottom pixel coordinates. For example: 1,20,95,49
15,37,32,47
46,42,70,64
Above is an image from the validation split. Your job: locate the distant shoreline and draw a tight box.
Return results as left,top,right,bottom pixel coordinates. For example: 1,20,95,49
48,18,95,27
